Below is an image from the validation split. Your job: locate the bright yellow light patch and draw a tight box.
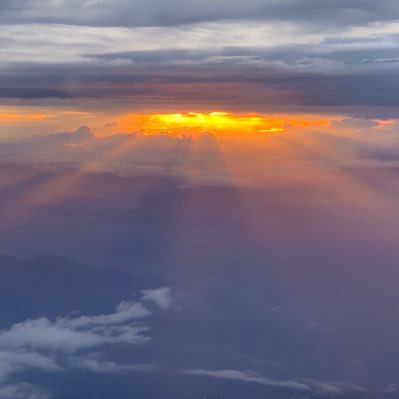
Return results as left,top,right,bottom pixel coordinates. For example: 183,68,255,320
117,112,336,137
119,112,289,135
150,112,263,129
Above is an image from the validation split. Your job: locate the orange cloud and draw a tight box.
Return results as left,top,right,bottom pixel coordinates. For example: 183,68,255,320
118,112,332,137
373,119,396,130
0,112,49,122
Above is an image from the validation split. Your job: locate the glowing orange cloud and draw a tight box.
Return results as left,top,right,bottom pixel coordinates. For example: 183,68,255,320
119,112,267,133
0,112,49,122
117,112,334,137
373,119,396,130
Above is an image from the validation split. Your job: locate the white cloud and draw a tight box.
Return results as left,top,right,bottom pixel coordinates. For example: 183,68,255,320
60,301,151,329
0,306,150,353
0,350,61,380
142,287,173,310
0,21,320,64
2,19,399,66
185,369,367,395
0,382,49,399
0,287,172,397
68,357,154,373
304,379,367,395
0,351,59,399
185,369,310,392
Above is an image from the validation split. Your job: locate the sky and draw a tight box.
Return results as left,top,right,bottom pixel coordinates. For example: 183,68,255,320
1,1,399,399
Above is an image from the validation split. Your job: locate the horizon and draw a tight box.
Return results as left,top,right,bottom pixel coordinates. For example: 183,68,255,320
1,1,399,399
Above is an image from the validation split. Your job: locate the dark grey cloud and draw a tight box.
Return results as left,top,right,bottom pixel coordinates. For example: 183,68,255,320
0,0,399,28
0,2,397,115
1,60,399,112
89,44,399,66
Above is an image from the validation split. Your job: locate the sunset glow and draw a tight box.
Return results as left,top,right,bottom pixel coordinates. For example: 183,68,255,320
0,112,49,122
2,1,399,398
117,112,334,136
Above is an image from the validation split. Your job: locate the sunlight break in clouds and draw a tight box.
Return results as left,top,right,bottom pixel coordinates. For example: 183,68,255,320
2,1,399,398
117,112,334,136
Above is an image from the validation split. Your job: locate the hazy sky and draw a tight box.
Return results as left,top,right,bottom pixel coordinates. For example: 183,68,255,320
1,2,399,399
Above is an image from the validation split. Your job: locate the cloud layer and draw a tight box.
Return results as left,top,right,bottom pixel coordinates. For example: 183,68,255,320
1,0,399,27
0,287,172,398
0,1,399,114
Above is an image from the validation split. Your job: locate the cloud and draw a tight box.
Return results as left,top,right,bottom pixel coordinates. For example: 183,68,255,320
0,11,399,113
185,369,367,395
59,301,151,330
0,126,95,162
0,288,171,352
0,350,61,380
304,379,366,395
1,57,399,111
68,357,154,373
185,369,310,392
0,316,149,352
0,382,49,399
2,120,398,191
142,287,173,310
0,351,59,399
0,0,399,28
0,287,172,397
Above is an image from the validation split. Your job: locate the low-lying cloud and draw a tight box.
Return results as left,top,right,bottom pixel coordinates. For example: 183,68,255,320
185,368,367,396
0,286,173,398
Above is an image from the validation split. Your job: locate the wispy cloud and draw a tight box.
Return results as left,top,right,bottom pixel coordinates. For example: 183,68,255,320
184,368,310,392
185,369,367,395
0,287,173,398
142,287,173,310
